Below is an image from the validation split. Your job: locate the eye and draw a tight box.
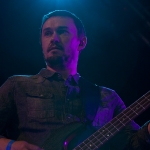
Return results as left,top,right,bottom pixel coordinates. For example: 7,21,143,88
57,29,69,35
44,30,53,36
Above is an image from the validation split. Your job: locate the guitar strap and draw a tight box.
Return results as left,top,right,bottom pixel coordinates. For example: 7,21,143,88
78,77,100,123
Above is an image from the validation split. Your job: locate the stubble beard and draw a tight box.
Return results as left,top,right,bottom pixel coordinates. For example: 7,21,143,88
45,55,70,69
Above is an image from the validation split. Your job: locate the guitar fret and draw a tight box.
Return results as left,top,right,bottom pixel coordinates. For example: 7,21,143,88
136,102,145,109
109,122,119,131
115,117,126,126
92,129,108,141
98,129,109,140
92,125,118,147
110,118,123,130
142,100,150,109
123,113,132,122
143,102,150,109
97,127,118,141
120,107,138,122
88,134,97,140
94,140,103,147
130,101,145,113
143,95,150,101
118,116,127,124
91,134,102,146
139,97,150,109
126,109,139,120
86,134,103,147
79,141,88,149
79,140,97,150
122,102,147,121
74,145,85,150
86,139,99,149
81,142,93,150
118,112,132,125
103,122,120,137
85,130,108,147
129,107,139,115
102,126,113,137
92,132,104,144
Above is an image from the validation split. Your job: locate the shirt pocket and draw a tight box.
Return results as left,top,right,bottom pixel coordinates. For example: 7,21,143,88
26,90,55,118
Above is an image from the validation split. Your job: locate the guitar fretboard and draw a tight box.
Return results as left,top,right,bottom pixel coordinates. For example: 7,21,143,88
73,91,150,150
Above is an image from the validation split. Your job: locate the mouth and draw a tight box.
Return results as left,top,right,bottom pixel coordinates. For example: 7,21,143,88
48,46,63,52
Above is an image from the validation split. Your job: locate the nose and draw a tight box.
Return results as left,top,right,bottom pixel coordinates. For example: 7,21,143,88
50,32,60,43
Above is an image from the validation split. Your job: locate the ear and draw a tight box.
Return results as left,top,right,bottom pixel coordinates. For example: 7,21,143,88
78,36,87,51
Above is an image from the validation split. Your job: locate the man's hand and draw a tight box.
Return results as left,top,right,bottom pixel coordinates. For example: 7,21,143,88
11,141,43,150
0,138,43,150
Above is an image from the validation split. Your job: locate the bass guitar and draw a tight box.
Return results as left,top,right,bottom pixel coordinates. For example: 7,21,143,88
42,91,150,150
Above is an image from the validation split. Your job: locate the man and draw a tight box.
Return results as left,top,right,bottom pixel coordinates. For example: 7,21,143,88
0,10,150,150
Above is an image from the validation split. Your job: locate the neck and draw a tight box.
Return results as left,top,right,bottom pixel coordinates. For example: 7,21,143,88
46,64,77,80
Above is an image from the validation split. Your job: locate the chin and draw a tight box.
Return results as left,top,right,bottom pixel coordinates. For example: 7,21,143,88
45,55,64,65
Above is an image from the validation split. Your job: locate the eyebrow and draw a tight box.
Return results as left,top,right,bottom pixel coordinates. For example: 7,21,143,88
43,26,69,32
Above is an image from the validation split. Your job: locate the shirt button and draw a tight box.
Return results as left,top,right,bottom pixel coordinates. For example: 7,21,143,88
57,73,62,79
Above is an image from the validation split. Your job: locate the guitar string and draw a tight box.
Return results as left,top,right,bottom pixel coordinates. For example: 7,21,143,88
102,95,150,135
110,94,150,127
91,94,150,148
74,92,150,150
93,94,150,147
115,94,150,125
74,93,150,149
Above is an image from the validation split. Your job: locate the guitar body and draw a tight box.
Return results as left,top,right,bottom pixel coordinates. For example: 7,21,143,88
42,122,108,150
42,122,109,150
42,122,89,150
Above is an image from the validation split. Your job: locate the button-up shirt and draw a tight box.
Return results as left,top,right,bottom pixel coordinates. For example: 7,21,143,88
0,68,149,149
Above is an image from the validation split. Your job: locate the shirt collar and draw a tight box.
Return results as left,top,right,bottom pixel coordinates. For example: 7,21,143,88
38,68,80,84
38,68,55,78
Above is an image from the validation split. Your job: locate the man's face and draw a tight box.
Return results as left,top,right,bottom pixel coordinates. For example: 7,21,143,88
41,16,81,67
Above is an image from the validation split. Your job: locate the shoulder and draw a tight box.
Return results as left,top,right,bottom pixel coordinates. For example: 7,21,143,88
0,73,46,94
0,73,45,90
100,86,116,98
79,76,120,101
7,73,44,83
9,75,33,81
79,76,114,92
100,86,123,102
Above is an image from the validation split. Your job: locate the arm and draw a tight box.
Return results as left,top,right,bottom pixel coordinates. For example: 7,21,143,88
0,78,42,150
0,138,42,150
0,77,15,139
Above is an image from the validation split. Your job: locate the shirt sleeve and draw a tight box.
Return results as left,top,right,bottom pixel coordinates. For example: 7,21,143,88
0,77,17,139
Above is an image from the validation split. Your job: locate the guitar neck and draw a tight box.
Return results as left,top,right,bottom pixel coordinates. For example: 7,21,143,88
74,91,150,150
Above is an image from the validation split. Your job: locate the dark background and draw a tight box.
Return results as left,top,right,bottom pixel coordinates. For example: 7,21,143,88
0,0,150,126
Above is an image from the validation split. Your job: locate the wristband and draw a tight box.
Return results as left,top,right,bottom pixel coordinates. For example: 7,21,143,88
6,140,15,150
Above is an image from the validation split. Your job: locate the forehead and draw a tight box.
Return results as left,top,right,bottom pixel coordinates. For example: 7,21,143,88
42,16,77,31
